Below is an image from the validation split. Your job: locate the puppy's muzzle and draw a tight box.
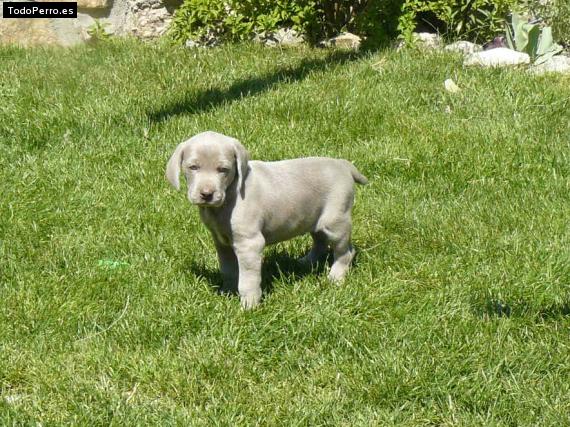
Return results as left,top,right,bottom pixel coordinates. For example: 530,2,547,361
200,189,214,202
190,189,225,207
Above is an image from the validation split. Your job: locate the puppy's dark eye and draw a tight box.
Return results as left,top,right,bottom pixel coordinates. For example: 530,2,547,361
188,165,199,171
217,167,229,174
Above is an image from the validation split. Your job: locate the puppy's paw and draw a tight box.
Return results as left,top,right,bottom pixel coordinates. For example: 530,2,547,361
240,290,262,310
328,266,349,283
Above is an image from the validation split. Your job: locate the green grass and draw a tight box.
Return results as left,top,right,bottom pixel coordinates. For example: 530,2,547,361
1,39,569,425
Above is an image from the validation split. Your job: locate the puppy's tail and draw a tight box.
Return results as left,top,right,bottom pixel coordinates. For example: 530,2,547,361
344,160,369,185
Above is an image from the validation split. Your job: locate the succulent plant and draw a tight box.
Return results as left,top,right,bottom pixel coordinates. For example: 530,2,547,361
505,12,562,64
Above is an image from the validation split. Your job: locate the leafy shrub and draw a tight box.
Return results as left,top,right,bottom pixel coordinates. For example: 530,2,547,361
87,19,113,44
169,0,320,45
171,0,547,47
169,0,404,47
526,0,570,47
350,0,405,46
552,1,570,47
397,0,521,43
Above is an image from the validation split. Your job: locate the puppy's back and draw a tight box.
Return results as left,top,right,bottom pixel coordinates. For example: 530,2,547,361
250,157,365,190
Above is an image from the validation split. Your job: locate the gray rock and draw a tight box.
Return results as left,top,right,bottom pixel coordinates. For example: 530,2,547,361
185,39,200,49
184,30,221,48
413,32,442,49
128,6,171,39
445,41,482,55
254,28,304,47
0,0,175,45
274,28,304,46
530,55,570,75
319,32,362,50
77,0,110,8
253,31,274,46
444,78,461,93
395,32,442,51
464,48,530,67
129,0,163,10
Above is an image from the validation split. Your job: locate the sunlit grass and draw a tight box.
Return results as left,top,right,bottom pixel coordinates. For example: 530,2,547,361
1,39,569,424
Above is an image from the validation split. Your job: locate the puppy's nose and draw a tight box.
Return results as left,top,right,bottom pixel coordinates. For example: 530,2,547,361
200,189,214,202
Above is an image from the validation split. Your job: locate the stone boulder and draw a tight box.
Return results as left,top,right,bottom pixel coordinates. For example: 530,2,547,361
273,28,304,46
77,0,110,8
413,32,442,49
444,41,482,55
36,0,110,7
464,48,530,67
394,32,441,51
184,29,222,48
254,28,304,47
0,18,59,46
530,55,570,75
319,32,362,50
0,0,173,46
443,78,461,93
128,2,171,39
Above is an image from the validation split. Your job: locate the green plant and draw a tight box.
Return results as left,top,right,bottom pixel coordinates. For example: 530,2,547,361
505,12,562,63
169,0,320,45
398,0,520,43
168,0,404,47
525,0,570,47
551,0,570,47
349,0,405,47
87,19,112,43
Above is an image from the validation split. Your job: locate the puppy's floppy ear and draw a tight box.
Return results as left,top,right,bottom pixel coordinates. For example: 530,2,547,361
165,141,188,190
233,139,249,198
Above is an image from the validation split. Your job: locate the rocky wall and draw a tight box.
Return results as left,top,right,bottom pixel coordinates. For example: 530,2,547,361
0,0,176,46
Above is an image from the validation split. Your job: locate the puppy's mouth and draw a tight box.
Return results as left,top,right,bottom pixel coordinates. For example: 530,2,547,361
195,200,224,208
189,195,225,207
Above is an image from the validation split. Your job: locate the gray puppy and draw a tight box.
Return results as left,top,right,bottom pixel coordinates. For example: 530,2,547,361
166,131,368,309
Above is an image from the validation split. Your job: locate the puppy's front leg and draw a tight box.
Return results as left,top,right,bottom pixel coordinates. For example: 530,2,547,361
214,241,238,294
233,234,265,309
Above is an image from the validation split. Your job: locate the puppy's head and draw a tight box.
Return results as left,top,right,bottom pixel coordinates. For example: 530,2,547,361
166,131,249,207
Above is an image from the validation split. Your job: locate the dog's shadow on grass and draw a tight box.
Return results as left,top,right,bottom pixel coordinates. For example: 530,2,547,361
148,49,364,122
186,251,326,297
473,298,570,321
186,246,364,299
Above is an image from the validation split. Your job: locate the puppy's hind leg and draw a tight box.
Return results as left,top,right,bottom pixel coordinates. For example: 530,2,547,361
299,231,329,267
322,218,355,283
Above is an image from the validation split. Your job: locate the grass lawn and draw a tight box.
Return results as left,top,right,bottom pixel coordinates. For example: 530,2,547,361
1,39,569,425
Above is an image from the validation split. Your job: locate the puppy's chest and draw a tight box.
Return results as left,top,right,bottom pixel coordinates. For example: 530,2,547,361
200,209,233,246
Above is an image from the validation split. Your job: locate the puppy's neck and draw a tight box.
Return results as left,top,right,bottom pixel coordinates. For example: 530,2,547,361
198,196,235,247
